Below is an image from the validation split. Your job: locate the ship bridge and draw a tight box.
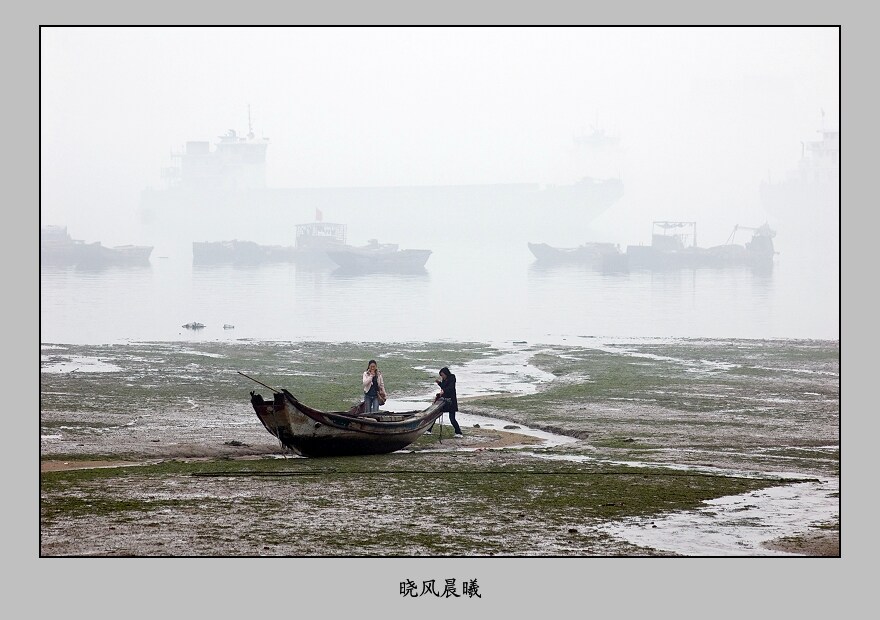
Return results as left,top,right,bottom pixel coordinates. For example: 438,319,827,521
165,126,269,191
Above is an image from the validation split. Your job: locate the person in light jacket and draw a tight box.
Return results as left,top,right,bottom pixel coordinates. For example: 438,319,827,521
362,359,387,413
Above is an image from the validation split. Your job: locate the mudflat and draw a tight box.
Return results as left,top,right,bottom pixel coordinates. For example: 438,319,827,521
40,338,839,556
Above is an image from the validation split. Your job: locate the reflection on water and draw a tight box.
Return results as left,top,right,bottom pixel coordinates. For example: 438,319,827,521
329,267,429,278
524,261,780,340
40,244,838,345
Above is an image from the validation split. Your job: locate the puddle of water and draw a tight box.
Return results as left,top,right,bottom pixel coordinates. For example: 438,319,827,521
595,476,839,556
412,347,556,399
402,344,839,556
521,449,840,555
456,411,578,448
40,355,122,374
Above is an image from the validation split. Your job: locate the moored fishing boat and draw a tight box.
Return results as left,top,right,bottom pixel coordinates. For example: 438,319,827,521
326,240,432,273
192,239,298,265
291,213,349,266
527,241,624,267
626,221,776,270
41,225,153,267
247,382,446,457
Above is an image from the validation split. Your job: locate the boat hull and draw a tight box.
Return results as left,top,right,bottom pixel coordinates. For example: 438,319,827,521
626,244,774,270
528,241,620,263
250,390,446,457
41,227,153,268
192,240,297,265
326,248,432,272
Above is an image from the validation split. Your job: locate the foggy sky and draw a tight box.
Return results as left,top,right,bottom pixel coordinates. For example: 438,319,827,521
40,26,839,248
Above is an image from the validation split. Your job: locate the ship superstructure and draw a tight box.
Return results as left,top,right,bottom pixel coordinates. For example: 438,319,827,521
760,114,839,218
758,113,839,259
161,109,269,191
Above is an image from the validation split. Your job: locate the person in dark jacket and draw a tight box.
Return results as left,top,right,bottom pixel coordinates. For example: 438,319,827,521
427,366,462,437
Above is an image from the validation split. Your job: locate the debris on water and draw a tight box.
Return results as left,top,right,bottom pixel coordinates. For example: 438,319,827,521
504,424,521,430
223,324,235,329
182,322,205,329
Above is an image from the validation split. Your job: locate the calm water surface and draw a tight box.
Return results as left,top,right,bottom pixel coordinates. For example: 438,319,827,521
40,237,839,345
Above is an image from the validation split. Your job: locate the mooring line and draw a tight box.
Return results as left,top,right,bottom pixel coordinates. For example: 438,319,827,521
190,470,810,481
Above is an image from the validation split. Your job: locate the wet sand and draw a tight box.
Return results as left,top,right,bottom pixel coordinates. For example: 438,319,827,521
39,426,540,472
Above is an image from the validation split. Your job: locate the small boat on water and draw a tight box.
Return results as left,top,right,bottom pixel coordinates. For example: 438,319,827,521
248,385,446,457
326,239,432,273
192,239,297,265
190,214,351,267
626,221,776,270
528,241,625,270
292,215,349,266
41,225,153,267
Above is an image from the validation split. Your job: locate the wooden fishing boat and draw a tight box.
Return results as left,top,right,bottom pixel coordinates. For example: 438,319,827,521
249,388,447,457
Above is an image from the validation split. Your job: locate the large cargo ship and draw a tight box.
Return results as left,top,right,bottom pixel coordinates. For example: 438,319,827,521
760,120,838,216
139,117,624,250
758,115,839,261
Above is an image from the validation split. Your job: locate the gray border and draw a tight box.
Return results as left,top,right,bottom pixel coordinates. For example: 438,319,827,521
24,4,856,615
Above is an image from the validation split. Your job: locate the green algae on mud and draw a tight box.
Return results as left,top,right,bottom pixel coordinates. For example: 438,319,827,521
39,452,797,556
40,340,498,413
465,339,839,478
40,338,839,555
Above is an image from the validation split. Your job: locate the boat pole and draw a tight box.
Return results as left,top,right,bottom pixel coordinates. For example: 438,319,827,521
237,371,281,394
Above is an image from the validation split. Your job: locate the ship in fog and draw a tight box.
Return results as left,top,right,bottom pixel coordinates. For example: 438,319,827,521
139,115,624,249
760,116,838,223
758,113,839,261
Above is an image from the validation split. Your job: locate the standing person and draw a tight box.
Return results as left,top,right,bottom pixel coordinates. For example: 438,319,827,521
362,359,386,414
427,366,462,437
